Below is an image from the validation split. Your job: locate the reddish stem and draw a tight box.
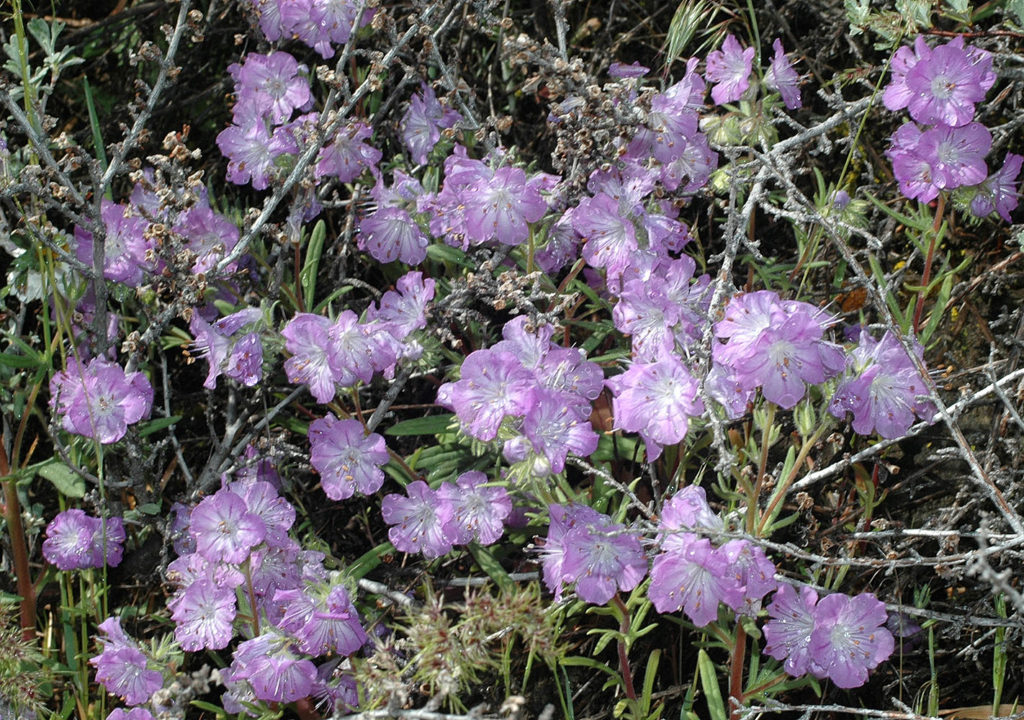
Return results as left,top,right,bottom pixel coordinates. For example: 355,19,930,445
729,623,747,720
1,439,36,640
611,594,637,701
912,194,946,335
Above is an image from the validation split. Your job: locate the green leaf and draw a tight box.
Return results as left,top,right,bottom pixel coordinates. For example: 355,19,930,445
466,542,514,593
560,655,620,677
0,351,41,368
138,415,182,438
697,648,728,720
385,413,455,436
137,503,162,515
301,220,326,310
190,700,229,719
343,542,394,581
37,459,86,498
1009,0,1024,25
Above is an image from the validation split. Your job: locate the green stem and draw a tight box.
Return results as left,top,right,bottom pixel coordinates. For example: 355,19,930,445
746,404,775,534
756,423,829,536
912,193,946,334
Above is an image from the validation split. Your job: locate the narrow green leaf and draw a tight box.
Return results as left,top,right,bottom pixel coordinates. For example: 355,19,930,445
0,351,41,368
466,542,514,593
697,648,728,720
385,413,455,436
301,220,326,310
343,542,394,581
138,415,182,438
37,459,85,498
83,77,108,177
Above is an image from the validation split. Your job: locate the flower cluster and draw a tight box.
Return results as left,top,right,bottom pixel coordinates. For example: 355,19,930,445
189,307,264,389
50,357,154,444
883,36,1021,218
541,503,646,604
91,618,163,706
282,271,434,403
705,34,802,110
217,50,381,191
764,583,894,689
648,487,776,624
167,474,364,710
828,330,935,438
381,472,512,558
711,290,845,413
437,316,603,475
42,509,126,570
420,146,555,249
243,0,374,57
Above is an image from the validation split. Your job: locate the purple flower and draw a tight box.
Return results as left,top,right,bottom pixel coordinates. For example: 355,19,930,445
886,122,939,203
648,534,742,626
809,592,894,688
370,271,435,337
171,576,237,651
883,36,931,114
718,539,778,615
316,122,381,182
189,307,262,390
381,481,454,558
705,34,755,105
92,646,162,706
714,291,844,409
518,390,599,474
765,39,801,110
358,206,428,264
971,152,1023,222
75,201,152,286
437,471,512,545
217,120,276,190
91,618,162,706
43,510,126,570
574,192,638,280
107,710,156,720
275,583,368,656
902,37,994,128
282,313,338,403
327,310,393,386
463,166,549,246
606,355,704,460
189,487,267,564
543,504,647,605
763,583,820,677
225,332,263,386
172,203,240,275
309,414,389,500
233,479,294,547
436,349,536,441
231,631,316,702
658,487,723,551
50,358,154,444
917,122,991,189
229,51,311,126
828,330,934,439
401,84,461,165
